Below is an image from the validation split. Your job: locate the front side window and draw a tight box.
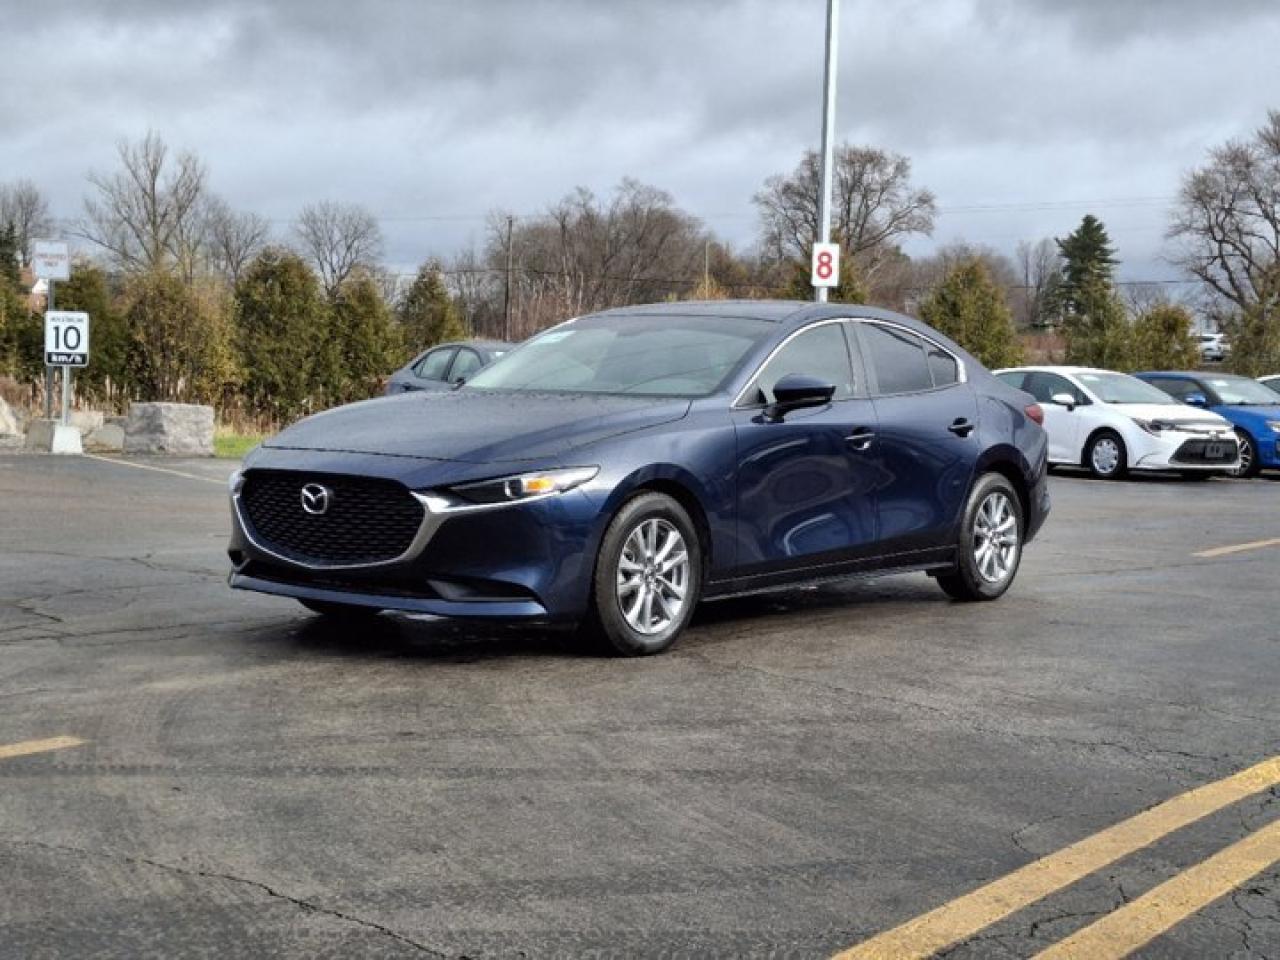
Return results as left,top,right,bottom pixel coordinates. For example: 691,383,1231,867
448,349,483,382
860,323,934,395
744,323,855,404
1023,372,1084,405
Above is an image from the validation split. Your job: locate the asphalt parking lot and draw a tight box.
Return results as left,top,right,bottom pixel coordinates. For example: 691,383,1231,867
1,452,1278,959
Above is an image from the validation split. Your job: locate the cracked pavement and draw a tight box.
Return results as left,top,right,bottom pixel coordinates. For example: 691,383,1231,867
0,454,1278,958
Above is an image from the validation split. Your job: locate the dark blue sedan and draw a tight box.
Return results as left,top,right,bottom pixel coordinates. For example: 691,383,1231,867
229,302,1050,655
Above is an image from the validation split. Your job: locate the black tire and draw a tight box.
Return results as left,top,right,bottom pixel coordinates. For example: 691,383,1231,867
298,599,382,619
936,473,1024,602
1231,430,1260,479
582,492,703,656
1085,430,1128,480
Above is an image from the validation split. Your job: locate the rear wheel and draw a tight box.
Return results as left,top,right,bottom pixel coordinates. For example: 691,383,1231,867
298,599,382,619
1086,430,1128,480
583,492,702,656
937,473,1024,602
1231,430,1260,479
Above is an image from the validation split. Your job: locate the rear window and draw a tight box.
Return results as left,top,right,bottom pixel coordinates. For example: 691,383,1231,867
861,324,934,395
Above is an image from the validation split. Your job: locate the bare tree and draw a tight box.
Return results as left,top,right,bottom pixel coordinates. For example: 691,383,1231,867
203,197,270,285
80,132,208,277
294,201,383,296
1015,238,1062,328
0,179,54,264
754,144,936,289
1169,110,1280,316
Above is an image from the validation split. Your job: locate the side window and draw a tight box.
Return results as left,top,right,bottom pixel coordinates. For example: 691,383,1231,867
996,371,1026,390
746,323,855,405
1023,372,1080,405
414,348,455,381
448,349,483,383
1146,377,1188,400
860,323,933,395
926,344,960,387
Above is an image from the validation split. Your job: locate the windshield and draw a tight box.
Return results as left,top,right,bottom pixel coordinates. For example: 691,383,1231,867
465,315,774,397
1075,371,1175,405
1205,376,1280,405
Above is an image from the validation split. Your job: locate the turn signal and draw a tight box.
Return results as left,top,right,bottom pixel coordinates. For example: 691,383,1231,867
1025,403,1044,426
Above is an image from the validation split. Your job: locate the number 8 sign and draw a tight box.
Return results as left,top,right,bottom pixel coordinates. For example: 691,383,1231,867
811,242,840,289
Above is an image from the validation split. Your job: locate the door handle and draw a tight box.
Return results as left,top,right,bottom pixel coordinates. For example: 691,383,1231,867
948,418,975,438
845,427,875,451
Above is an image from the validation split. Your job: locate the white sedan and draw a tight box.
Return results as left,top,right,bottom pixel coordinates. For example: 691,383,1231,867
995,366,1240,479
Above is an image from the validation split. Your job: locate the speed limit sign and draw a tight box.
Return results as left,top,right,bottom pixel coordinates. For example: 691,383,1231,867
45,311,90,367
811,242,840,289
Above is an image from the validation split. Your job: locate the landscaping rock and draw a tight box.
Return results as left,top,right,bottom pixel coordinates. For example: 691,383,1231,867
123,403,215,456
85,423,126,452
0,397,21,437
69,410,105,436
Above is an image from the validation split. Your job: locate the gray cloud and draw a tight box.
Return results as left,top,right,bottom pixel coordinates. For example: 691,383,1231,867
5,0,1280,279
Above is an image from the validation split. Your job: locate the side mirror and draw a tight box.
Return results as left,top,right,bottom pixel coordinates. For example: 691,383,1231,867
1185,393,1208,407
764,374,836,422
1050,392,1077,411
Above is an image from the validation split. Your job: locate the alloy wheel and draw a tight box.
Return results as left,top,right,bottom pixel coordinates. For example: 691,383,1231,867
1232,433,1255,478
973,491,1019,583
616,518,690,635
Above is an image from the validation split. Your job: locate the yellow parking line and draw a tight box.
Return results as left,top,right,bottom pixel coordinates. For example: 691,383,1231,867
82,454,226,487
1194,538,1280,559
1034,818,1280,960
831,756,1280,960
0,736,86,761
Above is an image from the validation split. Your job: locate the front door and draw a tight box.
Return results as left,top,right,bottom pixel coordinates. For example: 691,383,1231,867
731,322,881,582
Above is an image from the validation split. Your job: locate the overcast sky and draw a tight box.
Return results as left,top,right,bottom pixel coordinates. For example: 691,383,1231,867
5,0,1280,282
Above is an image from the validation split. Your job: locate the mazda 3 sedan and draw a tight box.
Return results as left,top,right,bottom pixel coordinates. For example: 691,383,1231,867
229,301,1050,655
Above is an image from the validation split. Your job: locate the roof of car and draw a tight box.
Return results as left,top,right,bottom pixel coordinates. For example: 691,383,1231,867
588,299,920,328
996,365,1124,376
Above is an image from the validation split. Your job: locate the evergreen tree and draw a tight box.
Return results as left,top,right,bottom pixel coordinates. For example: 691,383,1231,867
779,259,870,304
397,261,466,351
234,249,331,422
0,225,37,379
918,258,1023,369
1056,215,1118,317
1063,276,1134,369
0,224,20,286
1130,303,1200,371
328,275,404,404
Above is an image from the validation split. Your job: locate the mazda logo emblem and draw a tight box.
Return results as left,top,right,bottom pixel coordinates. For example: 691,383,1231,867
300,483,333,516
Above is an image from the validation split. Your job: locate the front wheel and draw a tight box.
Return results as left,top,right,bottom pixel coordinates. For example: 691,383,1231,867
1231,430,1260,479
583,492,703,656
936,473,1024,602
1086,430,1128,480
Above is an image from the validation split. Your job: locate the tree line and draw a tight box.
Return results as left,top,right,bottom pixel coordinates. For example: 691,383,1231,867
2,113,1278,424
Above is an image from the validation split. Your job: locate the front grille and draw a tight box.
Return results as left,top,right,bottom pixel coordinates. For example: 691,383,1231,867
1171,439,1238,464
239,470,425,566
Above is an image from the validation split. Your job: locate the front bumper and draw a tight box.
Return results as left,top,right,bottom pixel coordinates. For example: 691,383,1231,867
1129,429,1239,472
228,469,605,621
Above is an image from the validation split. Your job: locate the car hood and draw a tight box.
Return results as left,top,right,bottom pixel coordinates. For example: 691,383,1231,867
1114,404,1231,428
263,390,692,463
1213,404,1280,422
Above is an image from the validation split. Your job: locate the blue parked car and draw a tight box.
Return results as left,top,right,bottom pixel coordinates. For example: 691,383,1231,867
1136,371,1280,477
228,301,1050,655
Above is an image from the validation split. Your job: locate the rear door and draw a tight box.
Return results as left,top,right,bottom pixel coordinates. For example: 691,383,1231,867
731,321,881,581
853,321,980,553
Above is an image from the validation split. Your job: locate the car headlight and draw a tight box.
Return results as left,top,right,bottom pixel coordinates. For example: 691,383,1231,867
1130,418,1174,435
447,466,599,505
1267,420,1280,434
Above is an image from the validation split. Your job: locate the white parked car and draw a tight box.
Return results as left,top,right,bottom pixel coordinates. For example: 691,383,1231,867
1196,333,1229,362
994,366,1240,479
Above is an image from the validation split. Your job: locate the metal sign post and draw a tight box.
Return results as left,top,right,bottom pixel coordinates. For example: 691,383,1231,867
33,240,71,419
814,0,840,302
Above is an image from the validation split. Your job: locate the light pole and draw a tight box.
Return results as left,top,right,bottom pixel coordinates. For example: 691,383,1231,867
815,0,840,303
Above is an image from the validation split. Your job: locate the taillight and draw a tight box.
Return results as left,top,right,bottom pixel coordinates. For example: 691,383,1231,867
1025,403,1044,426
